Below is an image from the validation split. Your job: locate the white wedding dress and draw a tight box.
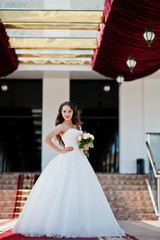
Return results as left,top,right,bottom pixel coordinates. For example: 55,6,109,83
12,128,125,238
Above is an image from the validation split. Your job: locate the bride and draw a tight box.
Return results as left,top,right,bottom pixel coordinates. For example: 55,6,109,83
12,101,125,238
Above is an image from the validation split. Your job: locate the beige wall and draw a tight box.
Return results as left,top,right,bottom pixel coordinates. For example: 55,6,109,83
119,71,160,173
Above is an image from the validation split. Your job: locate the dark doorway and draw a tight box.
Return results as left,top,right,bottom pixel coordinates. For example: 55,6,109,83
0,79,42,172
70,80,119,173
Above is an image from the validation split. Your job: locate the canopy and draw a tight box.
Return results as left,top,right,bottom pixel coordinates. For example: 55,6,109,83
92,0,160,81
0,22,19,77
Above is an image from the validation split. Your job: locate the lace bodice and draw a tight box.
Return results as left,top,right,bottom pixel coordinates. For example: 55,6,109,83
62,128,82,149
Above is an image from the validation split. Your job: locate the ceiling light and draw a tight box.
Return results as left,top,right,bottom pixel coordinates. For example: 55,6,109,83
1,84,8,91
126,55,136,73
103,85,110,92
143,26,155,47
116,74,124,83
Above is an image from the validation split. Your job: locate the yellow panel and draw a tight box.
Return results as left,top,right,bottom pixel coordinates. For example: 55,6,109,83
19,60,91,65
5,23,99,30
17,53,92,58
0,10,103,23
9,38,97,49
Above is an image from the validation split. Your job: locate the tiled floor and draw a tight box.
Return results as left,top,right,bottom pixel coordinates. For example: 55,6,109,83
0,219,160,240
119,220,160,240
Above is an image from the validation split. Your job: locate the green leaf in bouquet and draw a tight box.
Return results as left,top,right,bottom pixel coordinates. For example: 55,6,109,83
89,142,94,148
86,150,89,158
79,143,84,149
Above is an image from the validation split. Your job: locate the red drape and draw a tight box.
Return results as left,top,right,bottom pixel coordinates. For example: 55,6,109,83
0,22,19,77
92,0,160,81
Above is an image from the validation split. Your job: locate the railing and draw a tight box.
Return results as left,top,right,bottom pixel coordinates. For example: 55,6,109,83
146,133,160,216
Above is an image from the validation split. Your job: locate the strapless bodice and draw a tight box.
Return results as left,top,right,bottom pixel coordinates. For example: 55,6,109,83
62,128,82,149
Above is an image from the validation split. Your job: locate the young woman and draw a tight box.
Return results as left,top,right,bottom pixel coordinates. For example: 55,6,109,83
12,101,125,238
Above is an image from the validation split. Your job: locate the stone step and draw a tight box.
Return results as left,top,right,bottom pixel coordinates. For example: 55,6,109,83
15,201,26,207
114,213,158,220
0,206,14,213
17,189,31,195
17,195,29,201
102,185,147,191
0,184,17,190
0,179,18,185
14,213,21,218
108,201,154,208
17,185,33,189
0,195,16,201
112,206,155,214
96,174,148,180
0,190,17,196
0,201,15,207
99,180,146,185
0,213,13,219
14,206,23,213
107,195,152,202
105,190,151,198
0,173,19,180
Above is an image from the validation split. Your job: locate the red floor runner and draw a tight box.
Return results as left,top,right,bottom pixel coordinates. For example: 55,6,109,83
0,229,139,240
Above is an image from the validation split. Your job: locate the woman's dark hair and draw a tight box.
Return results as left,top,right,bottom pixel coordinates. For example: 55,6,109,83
55,101,82,146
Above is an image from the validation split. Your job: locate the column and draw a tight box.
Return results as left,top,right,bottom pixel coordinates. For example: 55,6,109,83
42,71,70,170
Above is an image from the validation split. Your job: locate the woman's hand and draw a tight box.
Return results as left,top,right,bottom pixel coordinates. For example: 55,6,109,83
61,146,74,154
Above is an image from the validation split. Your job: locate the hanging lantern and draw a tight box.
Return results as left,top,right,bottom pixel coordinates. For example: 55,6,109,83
126,55,136,73
116,74,124,83
143,26,155,47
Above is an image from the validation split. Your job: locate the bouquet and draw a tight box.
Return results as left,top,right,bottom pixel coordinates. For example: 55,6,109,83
78,132,94,158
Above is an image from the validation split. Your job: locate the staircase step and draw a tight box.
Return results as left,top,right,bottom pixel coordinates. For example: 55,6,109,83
0,178,18,184
0,201,15,207
14,206,23,213
15,201,26,207
114,213,158,220
0,195,16,201
0,185,17,190
111,206,155,214
102,185,147,191
0,213,13,219
17,189,31,195
0,173,19,180
99,180,146,185
97,174,148,180
0,206,15,213
17,195,29,201
108,201,154,208
14,213,21,218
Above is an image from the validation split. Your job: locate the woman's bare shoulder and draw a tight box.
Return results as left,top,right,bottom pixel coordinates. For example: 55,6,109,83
55,123,66,132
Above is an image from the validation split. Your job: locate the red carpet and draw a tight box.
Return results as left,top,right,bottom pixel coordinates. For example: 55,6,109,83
0,229,138,240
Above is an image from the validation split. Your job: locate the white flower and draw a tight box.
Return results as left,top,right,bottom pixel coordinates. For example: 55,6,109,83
90,134,94,140
86,133,90,138
83,133,88,140
78,135,82,141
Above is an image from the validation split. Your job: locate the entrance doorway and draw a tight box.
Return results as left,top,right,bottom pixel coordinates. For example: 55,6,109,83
0,79,42,172
70,80,119,173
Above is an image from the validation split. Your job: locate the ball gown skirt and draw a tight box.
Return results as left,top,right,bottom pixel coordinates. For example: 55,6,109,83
12,128,125,238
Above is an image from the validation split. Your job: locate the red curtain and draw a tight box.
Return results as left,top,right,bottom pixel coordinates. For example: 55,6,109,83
0,22,19,77
92,0,160,81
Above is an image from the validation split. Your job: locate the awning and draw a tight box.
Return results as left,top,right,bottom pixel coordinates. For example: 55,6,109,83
92,0,160,81
0,22,19,77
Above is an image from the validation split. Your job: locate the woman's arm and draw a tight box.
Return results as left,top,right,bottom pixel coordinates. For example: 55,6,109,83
43,124,73,153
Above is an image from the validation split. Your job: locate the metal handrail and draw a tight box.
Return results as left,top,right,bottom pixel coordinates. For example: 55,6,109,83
146,141,160,216
146,141,159,177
